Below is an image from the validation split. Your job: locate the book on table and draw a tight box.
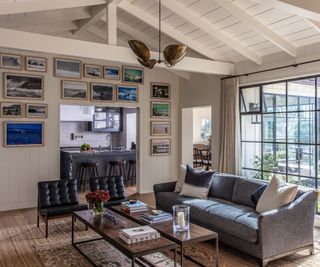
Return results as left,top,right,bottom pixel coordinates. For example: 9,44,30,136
121,201,148,213
140,211,172,224
119,225,160,244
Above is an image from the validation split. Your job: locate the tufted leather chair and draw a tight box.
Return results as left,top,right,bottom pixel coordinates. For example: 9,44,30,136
37,179,88,238
89,176,126,207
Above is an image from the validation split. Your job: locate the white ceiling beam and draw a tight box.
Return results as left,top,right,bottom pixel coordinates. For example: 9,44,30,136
89,26,190,79
0,0,109,16
118,1,227,62
161,0,261,64
107,3,117,45
252,0,320,22
0,28,233,75
72,5,106,36
18,22,78,35
213,0,297,57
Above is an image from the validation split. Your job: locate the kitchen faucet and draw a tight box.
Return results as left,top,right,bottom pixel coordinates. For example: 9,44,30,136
106,134,112,150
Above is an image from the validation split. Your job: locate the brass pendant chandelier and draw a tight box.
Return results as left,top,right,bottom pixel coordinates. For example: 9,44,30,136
128,0,187,69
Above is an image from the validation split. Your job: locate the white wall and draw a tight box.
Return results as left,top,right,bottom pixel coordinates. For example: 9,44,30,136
180,73,222,169
0,47,180,211
192,106,211,144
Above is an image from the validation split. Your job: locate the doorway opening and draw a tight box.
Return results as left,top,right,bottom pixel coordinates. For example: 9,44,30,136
181,106,212,170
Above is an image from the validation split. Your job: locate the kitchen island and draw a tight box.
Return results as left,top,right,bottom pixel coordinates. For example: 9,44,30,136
60,148,136,180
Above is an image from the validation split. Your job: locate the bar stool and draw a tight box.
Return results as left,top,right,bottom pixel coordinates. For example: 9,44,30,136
78,162,99,191
127,160,136,186
108,160,127,186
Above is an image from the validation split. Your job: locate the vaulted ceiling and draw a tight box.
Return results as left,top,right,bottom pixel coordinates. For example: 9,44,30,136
0,0,319,75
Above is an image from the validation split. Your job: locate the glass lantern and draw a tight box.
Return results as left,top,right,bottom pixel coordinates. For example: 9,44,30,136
172,204,190,232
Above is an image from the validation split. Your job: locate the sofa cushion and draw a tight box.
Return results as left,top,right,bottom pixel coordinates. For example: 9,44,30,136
250,184,268,207
40,204,88,217
187,198,259,243
208,173,237,201
156,192,194,212
232,178,265,208
180,165,214,199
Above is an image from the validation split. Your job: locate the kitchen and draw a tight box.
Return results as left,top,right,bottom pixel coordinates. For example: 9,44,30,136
60,104,138,192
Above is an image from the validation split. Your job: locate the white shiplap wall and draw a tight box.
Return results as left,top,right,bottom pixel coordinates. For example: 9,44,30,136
0,47,180,211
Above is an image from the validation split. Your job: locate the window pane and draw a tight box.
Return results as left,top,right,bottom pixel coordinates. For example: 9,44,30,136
241,87,260,113
288,175,316,187
287,145,316,177
288,78,315,111
241,115,261,141
262,143,286,173
262,172,286,181
263,83,286,112
287,112,315,143
262,113,286,142
242,169,261,180
241,142,261,169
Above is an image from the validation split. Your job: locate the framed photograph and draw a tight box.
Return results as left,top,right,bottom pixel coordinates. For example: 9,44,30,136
26,103,47,118
122,66,144,84
25,56,47,72
151,101,170,119
61,80,88,100
91,82,114,102
0,102,23,117
151,139,171,156
151,83,171,99
151,121,171,136
4,73,44,100
4,121,44,147
84,64,102,78
116,85,139,102
0,53,22,70
54,58,81,79
104,66,120,80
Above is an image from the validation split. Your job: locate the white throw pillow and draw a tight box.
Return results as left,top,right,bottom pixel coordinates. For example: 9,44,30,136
174,165,187,192
256,175,298,213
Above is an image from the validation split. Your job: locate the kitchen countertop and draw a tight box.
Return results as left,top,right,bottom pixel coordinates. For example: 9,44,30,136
61,149,136,156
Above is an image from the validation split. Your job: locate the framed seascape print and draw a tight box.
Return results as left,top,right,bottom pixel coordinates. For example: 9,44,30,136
151,83,171,100
4,73,44,100
4,121,44,147
0,53,22,70
151,121,171,136
104,66,120,80
116,85,138,102
0,102,23,117
91,82,114,102
25,56,47,72
151,101,170,119
84,64,102,78
151,139,171,156
61,80,88,100
26,103,47,118
54,58,81,79
122,66,144,84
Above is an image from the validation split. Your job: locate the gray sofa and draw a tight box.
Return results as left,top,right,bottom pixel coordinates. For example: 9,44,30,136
153,173,318,266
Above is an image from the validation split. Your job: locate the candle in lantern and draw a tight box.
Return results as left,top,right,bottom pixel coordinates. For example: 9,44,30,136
177,211,186,228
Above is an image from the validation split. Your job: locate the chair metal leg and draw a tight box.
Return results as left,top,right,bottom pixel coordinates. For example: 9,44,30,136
45,218,48,238
37,214,39,227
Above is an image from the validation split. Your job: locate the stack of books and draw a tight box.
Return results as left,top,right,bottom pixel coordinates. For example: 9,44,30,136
121,200,148,213
119,226,160,244
140,211,172,224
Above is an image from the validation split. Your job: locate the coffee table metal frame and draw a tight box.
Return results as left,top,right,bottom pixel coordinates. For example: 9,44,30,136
110,205,219,267
71,211,178,267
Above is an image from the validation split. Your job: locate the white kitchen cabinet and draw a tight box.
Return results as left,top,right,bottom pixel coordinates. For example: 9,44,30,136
60,105,94,121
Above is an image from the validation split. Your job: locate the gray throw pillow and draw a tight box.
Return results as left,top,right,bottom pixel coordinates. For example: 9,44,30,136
179,165,214,199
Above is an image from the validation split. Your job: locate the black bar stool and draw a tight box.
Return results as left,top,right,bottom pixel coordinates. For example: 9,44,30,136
78,162,99,191
127,160,136,186
108,160,127,186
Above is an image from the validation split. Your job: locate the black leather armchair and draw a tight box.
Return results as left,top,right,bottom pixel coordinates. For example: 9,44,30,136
90,176,126,207
37,179,88,238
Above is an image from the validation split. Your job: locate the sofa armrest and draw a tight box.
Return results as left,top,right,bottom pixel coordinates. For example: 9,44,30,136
153,181,176,196
258,190,318,258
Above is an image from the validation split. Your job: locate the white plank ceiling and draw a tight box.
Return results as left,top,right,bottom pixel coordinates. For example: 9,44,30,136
0,0,320,65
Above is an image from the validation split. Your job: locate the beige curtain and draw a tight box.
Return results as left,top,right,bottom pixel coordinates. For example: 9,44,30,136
219,77,241,175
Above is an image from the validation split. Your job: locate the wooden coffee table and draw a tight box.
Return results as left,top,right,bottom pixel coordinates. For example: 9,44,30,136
110,205,219,267
72,209,178,267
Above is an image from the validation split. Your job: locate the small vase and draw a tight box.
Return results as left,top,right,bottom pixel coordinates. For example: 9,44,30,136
93,201,104,215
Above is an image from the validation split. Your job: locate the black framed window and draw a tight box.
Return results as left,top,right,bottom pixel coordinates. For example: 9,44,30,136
240,76,319,213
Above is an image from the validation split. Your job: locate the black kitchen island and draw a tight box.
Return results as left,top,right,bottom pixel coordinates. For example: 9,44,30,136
60,148,136,180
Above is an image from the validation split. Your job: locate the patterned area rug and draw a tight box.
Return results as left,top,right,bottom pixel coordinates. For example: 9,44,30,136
0,219,319,267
